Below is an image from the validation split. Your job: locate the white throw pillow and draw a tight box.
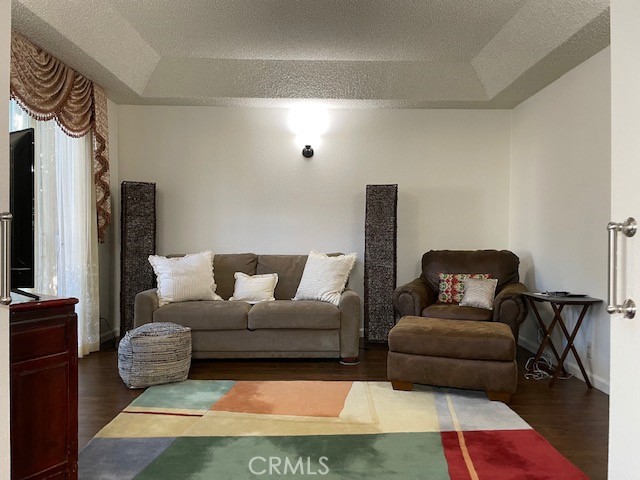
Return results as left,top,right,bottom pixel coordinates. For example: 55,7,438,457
459,277,498,310
229,272,278,304
148,251,222,307
293,250,357,306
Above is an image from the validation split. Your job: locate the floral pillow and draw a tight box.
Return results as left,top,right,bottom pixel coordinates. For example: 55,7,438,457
438,273,492,304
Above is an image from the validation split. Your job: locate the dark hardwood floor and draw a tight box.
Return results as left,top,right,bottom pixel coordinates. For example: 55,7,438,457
79,343,609,479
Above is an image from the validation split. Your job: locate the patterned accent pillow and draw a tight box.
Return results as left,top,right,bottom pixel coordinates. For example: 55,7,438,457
438,273,492,304
459,277,499,310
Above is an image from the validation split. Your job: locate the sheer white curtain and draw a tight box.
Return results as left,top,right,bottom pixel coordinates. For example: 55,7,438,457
10,100,100,357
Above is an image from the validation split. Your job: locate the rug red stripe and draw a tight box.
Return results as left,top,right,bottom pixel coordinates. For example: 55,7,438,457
441,429,588,480
441,431,474,480
124,411,203,417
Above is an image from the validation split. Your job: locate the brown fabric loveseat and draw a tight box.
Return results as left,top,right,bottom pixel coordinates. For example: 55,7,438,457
134,253,361,363
393,249,527,338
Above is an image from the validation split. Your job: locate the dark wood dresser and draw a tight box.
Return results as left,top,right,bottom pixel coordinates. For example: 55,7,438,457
10,297,79,480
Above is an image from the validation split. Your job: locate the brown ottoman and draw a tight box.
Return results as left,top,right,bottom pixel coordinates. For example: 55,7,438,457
387,316,517,403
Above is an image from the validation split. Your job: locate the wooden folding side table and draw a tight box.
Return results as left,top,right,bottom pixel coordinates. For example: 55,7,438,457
521,292,602,389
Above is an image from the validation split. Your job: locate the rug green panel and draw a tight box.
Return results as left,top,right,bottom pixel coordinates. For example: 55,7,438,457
134,432,450,480
129,380,235,410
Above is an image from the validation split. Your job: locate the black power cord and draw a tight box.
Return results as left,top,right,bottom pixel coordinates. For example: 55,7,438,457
99,316,118,351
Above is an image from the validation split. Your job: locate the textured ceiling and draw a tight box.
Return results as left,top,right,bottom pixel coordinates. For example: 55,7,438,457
107,0,528,62
11,0,610,108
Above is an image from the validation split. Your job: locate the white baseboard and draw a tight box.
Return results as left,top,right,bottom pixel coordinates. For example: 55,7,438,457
518,337,610,394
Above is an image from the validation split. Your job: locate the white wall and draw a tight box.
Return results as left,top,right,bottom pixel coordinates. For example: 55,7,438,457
98,99,120,340
116,107,512,304
509,48,611,391
0,0,11,475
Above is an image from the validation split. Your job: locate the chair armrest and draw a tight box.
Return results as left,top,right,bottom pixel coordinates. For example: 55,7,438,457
134,288,159,328
393,277,435,318
492,282,528,338
339,289,361,359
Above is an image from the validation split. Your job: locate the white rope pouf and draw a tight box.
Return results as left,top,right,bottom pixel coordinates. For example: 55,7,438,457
118,322,192,389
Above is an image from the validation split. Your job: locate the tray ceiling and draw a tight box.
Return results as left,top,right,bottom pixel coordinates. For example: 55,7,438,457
11,0,610,108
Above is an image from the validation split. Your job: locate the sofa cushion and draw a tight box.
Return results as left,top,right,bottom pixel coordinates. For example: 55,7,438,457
248,300,340,330
256,255,307,300
388,316,515,361
153,301,250,331
422,250,519,296
422,304,492,321
214,254,258,299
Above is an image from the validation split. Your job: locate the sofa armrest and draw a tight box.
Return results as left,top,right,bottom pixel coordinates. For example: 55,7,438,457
393,277,435,318
339,289,361,359
492,282,528,338
134,288,159,328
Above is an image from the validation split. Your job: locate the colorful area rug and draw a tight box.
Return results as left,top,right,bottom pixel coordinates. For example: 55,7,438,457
79,380,587,479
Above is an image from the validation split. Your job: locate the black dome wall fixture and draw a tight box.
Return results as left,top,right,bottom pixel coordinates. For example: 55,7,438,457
302,145,314,158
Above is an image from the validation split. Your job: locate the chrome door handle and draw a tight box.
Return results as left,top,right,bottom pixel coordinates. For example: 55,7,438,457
607,217,636,318
1,212,12,305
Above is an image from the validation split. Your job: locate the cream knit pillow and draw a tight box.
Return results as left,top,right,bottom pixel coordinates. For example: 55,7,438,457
459,277,498,310
148,251,222,306
293,250,357,306
229,272,278,304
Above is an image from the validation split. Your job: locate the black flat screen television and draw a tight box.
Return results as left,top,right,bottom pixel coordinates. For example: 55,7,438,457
9,128,35,291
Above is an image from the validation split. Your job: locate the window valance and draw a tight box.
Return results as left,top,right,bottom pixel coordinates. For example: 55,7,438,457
10,31,111,243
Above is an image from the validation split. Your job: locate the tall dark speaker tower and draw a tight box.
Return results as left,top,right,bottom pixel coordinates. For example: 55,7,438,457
364,184,398,342
120,181,156,335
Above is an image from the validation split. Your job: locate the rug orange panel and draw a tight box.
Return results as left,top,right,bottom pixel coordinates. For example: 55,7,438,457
211,380,353,417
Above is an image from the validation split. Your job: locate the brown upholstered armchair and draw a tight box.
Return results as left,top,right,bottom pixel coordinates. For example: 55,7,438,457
393,250,528,339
